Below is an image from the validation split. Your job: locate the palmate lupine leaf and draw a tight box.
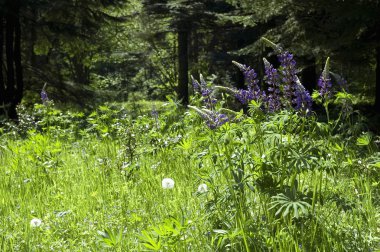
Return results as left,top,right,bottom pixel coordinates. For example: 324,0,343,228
270,193,311,219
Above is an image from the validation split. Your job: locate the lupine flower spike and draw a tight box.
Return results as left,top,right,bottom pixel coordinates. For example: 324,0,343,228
318,57,332,99
277,50,298,104
232,61,264,104
41,83,49,105
263,58,282,112
191,75,216,110
293,76,313,114
190,75,229,129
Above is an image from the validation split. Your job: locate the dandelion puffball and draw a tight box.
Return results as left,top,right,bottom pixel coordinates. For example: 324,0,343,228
197,183,208,193
30,218,42,228
162,178,175,189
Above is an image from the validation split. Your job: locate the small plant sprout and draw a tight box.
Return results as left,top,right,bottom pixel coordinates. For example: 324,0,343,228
162,178,175,189
197,183,208,193
30,218,42,228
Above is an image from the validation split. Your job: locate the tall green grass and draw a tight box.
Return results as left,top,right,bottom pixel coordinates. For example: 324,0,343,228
0,101,379,251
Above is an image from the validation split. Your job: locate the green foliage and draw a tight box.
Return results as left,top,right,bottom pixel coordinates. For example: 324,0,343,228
139,216,194,250
97,228,123,248
1,69,380,251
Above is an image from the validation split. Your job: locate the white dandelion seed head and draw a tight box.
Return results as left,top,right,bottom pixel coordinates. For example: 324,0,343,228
30,218,42,228
197,183,208,193
162,178,175,189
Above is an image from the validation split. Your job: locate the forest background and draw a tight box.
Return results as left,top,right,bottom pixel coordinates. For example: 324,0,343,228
0,0,379,123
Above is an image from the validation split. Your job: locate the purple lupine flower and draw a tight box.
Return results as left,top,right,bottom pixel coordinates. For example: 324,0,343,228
200,76,217,109
318,57,332,98
235,89,254,105
293,77,313,114
191,75,217,109
192,76,201,92
204,111,229,129
263,58,282,112
317,74,332,98
41,83,49,105
232,61,264,104
277,51,299,103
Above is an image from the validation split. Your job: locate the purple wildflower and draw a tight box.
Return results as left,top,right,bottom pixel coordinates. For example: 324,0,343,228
318,57,332,98
277,51,299,103
41,86,49,105
235,89,254,105
41,90,48,101
293,77,313,114
317,74,332,98
263,58,282,112
191,75,217,109
204,111,229,129
192,76,201,92
232,61,264,104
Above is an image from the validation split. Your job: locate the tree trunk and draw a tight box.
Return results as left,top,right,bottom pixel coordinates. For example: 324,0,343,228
29,8,37,67
3,0,22,120
14,8,23,107
0,15,5,112
5,9,15,105
375,46,380,111
178,30,189,105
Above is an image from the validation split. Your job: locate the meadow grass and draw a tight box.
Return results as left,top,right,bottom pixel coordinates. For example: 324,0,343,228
0,101,379,251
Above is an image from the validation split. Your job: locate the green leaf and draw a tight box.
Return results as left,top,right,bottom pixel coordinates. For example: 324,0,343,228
356,133,372,146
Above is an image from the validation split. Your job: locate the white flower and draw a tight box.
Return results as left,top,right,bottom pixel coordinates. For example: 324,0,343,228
30,218,42,228
358,160,362,164
162,178,175,189
197,183,208,193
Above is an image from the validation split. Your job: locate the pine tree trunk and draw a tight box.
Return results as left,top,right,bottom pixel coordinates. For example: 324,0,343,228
375,46,380,111
14,9,23,107
3,0,22,120
0,15,5,113
5,9,15,118
178,30,189,105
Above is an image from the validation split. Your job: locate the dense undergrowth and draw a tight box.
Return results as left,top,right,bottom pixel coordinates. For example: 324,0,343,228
1,41,380,251
0,96,379,251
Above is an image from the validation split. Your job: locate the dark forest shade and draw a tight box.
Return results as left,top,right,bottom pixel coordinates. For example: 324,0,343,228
300,57,317,93
0,0,23,120
0,14,4,106
177,30,189,105
376,46,380,110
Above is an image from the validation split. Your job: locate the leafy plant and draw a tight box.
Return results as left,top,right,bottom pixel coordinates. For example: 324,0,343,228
97,228,123,248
